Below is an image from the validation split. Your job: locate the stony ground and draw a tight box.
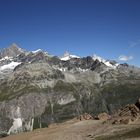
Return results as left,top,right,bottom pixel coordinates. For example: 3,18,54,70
1,118,140,140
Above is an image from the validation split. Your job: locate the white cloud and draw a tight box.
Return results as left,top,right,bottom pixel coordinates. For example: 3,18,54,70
118,55,133,61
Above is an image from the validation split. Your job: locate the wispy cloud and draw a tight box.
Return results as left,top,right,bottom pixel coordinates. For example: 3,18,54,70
129,39,140,47
118,55,133,61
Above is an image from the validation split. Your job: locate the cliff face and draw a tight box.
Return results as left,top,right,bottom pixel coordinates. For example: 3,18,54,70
0,45,140,134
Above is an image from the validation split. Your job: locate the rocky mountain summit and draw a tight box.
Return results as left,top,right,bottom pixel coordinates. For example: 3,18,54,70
0,43,140,135
0,43,25,58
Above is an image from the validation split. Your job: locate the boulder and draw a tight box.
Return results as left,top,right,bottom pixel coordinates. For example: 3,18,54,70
78,113,93,121
112,102,140,124
97,112,111,121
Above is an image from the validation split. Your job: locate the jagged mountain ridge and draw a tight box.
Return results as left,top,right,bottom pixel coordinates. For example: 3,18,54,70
0,43,118,70
0,43,25,58
0,44,140,134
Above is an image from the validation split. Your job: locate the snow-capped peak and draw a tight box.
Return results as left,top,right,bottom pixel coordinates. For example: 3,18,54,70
32,49,42,54
92,54,118,69
92,54,105,62
60,51,80,61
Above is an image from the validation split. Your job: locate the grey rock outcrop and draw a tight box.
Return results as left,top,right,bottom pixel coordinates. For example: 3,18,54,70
0,43,25,58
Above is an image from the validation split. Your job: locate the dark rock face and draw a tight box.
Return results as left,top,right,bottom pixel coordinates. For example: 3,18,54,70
135,98,140,109
0,45,140,134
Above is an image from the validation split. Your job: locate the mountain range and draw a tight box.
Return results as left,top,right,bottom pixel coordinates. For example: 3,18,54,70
0,43,140,135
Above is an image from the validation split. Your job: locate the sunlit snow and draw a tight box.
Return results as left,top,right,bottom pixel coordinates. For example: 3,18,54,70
92,54,118,69
0,56,13,62
32,49,42,53
60,54,80,61
0,61,21,71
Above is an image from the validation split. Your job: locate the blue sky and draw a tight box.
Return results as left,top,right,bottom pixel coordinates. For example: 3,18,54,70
0,0,140,66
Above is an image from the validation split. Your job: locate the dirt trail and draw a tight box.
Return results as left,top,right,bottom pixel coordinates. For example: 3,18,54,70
1,119,140,140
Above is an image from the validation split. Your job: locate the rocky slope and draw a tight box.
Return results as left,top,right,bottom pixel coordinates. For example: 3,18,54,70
2,115,140,140
0,43,140,135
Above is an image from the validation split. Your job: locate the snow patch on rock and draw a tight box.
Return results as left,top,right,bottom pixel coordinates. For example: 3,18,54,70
8,107,23,135
0,56,13,62
58,67,67,72
8,118,23,135
58,94,75,105
92,54,118,69
78,68,89,72
0,61,21,71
